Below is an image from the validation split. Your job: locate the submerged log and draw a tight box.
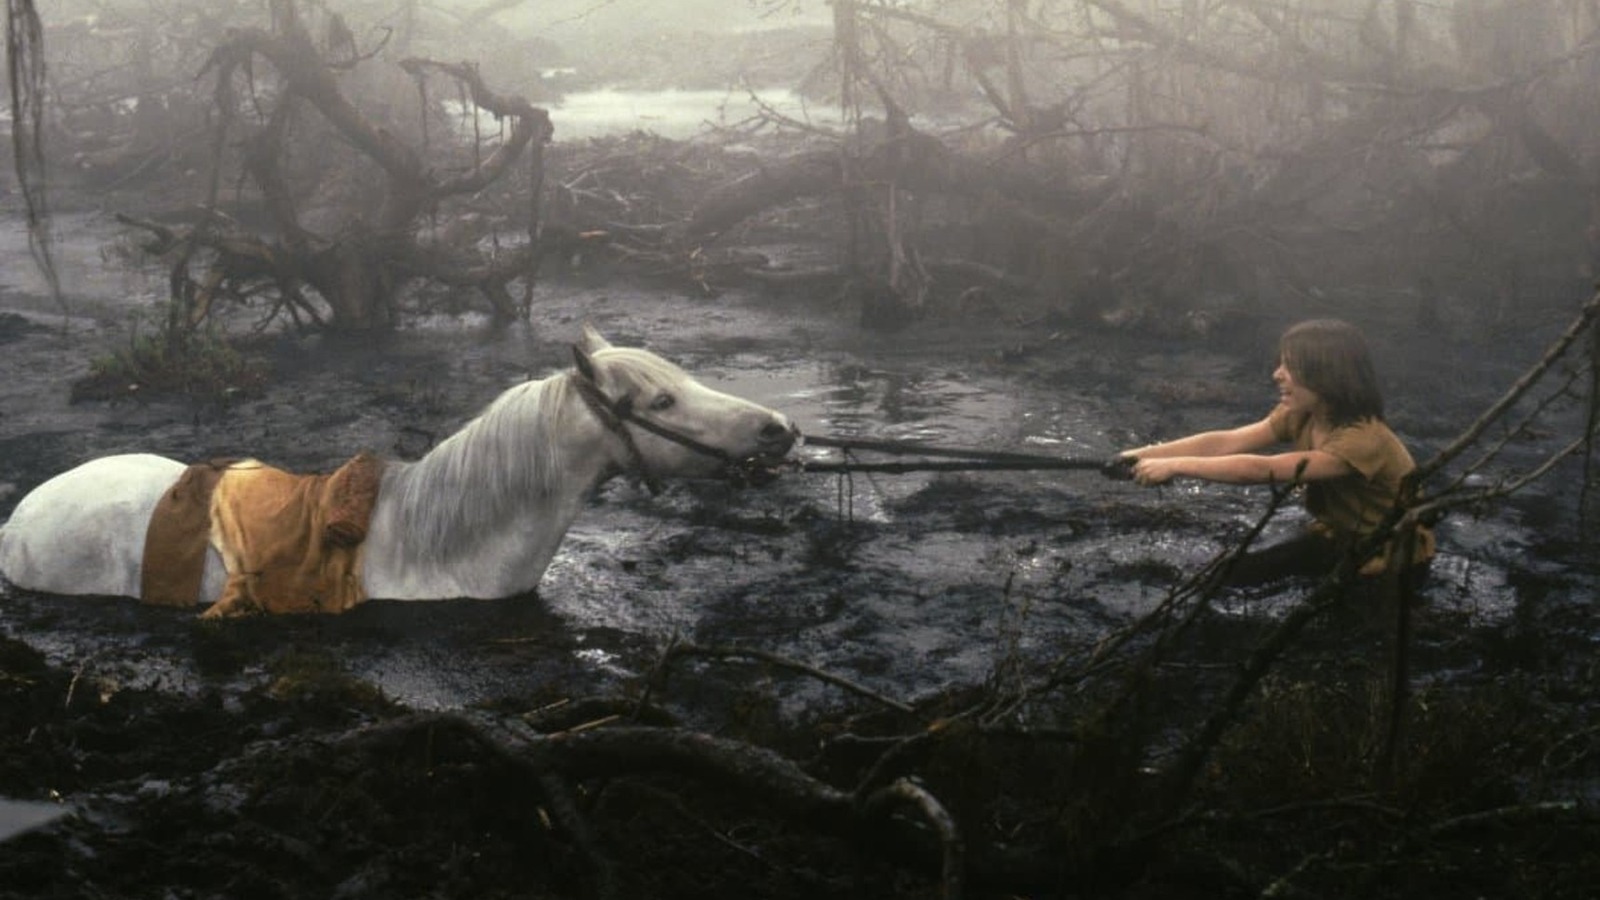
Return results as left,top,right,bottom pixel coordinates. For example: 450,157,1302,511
687,151,842,239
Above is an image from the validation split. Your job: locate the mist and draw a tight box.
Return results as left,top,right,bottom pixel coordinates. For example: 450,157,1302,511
2,2,1600,898
24,0,1600,334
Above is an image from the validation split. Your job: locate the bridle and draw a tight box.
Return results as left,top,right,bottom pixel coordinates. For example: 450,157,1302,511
569,367,780,493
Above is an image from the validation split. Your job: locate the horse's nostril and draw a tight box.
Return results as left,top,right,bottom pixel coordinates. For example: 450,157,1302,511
759,421,794,445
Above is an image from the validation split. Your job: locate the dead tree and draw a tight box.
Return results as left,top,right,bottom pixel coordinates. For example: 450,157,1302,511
681,0,1600,329
6,0,59,307
124,1,553,332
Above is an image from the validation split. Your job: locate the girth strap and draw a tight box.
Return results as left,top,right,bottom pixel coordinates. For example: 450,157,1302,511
141,459,235,606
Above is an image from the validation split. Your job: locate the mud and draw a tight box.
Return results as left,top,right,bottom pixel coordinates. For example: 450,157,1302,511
1,212,1597,896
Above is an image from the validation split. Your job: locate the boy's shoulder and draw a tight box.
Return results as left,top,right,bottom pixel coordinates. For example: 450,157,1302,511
1267,402,1308,442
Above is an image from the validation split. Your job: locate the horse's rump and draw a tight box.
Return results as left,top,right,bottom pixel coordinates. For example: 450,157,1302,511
141,453,385,615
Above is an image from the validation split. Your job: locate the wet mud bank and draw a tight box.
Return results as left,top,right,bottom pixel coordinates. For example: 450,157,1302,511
2,261,1598,895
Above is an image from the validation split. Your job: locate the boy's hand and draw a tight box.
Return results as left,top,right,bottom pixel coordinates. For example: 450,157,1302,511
1101,455,1137,481
1130,457,1179,486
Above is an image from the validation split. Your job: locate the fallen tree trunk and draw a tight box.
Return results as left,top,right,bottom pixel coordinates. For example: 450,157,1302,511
346,710,976,898
686,125,1106,242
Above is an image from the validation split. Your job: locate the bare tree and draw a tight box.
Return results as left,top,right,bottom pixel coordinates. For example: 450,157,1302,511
113,0,554,332
680,0,1600,329
6,0,59,307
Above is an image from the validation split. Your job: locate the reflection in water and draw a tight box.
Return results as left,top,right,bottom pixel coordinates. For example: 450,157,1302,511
448,87,847,143
0,211,163,313
708,358,1035,446
555,87,842,140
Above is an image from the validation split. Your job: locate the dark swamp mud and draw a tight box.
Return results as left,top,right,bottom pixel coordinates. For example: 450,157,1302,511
1,215,1599,897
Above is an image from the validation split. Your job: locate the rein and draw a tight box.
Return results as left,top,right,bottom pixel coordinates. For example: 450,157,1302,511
569,365,1129,490
796,434,1133,478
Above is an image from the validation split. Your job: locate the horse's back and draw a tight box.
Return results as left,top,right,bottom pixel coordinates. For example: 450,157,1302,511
0,453,192,599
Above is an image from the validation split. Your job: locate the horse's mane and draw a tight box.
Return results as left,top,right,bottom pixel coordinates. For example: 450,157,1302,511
381,371,581,562
379,348,692,563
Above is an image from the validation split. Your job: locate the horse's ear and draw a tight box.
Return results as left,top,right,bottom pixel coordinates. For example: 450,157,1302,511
572,344,597,382
577,323,613,354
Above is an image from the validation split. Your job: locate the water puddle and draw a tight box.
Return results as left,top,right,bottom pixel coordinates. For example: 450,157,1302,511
0,211,162,315
449,84,976,143
545,87,844,141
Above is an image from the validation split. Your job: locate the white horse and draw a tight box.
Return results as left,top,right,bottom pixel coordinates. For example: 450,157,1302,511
0,326,797,612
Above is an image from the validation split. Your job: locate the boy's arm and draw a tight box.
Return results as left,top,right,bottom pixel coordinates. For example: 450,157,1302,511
1124,416,1279,460
1132,448,1352,486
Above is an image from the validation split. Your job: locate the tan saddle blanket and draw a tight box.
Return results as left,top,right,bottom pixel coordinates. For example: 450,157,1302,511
140,453,385,616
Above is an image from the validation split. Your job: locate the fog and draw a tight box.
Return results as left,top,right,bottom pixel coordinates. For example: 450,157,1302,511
27,0,1599,335
4,3,1600,898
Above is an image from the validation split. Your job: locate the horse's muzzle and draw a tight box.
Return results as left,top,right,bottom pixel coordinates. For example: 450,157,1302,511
729,422,799,487
759,420,799,453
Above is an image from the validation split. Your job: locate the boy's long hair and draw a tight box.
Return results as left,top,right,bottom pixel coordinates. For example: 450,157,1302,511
1279,319,1385,426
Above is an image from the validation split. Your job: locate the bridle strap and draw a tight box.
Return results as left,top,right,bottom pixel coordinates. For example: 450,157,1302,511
571,373,662,494
611,400,737,464
570,371,738,494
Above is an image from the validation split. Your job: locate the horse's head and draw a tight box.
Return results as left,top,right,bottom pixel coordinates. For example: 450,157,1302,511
570,325,798,485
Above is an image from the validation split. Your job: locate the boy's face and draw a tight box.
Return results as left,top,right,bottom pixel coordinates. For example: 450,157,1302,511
1273,358,1323,416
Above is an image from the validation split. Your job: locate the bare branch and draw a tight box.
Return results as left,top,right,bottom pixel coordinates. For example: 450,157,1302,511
1415,290,1600,482
662,641,918,715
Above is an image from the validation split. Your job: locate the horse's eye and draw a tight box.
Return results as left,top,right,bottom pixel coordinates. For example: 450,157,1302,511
649,393,676,412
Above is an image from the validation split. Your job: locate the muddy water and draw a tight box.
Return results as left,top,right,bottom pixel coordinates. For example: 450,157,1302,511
0,211,166,313
0,227,1595,722
524,87,846,141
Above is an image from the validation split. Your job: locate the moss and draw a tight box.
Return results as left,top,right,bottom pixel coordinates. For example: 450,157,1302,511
70,311,267,404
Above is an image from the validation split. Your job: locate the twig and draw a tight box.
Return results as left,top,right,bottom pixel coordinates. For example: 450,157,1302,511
632,632,683,721
1581,322,1600,528
63,655,96,711
1377,510,1422,792
613,780,780,871
1432,366,1587,499
1540,721,1600,772
664,642,917,715
1002,476,1298,723
1415,289,1600,481
1259,849,1333,898
852,730,936,797
1158,564,1358,812
1408,435,1588,524
741,83,847,140
1427,800,1583,836
1128,794,1403,850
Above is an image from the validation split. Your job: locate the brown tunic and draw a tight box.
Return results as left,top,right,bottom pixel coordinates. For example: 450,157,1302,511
1268,404,1435,573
